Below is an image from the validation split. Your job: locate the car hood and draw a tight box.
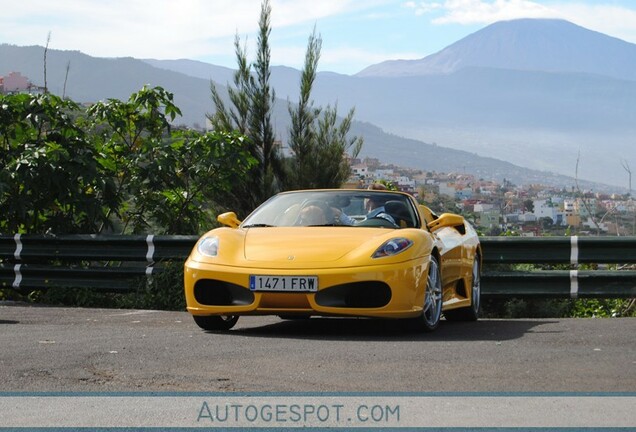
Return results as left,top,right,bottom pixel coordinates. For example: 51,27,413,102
243,227,390,264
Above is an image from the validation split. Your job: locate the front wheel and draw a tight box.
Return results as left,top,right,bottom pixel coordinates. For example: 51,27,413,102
406,256,442,332
193,315,239,331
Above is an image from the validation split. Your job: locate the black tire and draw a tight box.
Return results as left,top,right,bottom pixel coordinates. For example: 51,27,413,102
444,258,481,322
406,256,442,332
193,315,239,331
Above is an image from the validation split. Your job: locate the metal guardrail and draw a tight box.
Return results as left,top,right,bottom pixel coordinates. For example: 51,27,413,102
0,235,635,298
481,236,636,264
0,234,198,292
481,236,636,299
0,234,196,261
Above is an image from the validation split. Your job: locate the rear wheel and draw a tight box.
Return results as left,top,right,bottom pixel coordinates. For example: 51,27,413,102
406,256,442,332
193,315,239,331
444,258,481,322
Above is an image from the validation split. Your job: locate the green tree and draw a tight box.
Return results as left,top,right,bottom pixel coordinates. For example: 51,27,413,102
208,0,285,216
209,35,251,135
88,85,182,232
285,28,363,189
208,0,363,215
134,129,255,234
310,104,362,188
1,87,254,235
0,93,110,234
89,86,255,234
250,0,285,201
286,27,321,189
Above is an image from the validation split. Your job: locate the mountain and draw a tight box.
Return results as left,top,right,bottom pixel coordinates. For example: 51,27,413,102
2,18,635,189
356,19,636,80
0,44,219,128
346,19,636,188
142,58,235,86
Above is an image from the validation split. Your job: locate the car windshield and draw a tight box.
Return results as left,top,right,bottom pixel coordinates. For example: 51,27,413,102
241,190,420,228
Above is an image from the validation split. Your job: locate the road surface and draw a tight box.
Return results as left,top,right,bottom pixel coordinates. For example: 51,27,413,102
1,303,634,392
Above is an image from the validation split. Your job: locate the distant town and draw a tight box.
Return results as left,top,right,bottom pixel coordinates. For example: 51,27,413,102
4,71,634,236
345,157,635,237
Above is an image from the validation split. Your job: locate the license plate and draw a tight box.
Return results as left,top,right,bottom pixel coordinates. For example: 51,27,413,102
249,275,318,292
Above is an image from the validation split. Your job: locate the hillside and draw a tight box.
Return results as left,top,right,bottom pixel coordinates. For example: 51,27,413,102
0,44,215,128
148,55,636,188
0,43,592,189
313,67,636,186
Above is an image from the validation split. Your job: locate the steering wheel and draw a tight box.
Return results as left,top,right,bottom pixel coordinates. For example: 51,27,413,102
356,217,398,228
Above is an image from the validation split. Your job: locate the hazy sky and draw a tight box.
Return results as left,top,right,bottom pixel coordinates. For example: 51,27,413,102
3,0,636,75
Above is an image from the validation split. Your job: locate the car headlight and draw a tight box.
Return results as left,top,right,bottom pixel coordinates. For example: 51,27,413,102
197,236,219,257
372,238,413,258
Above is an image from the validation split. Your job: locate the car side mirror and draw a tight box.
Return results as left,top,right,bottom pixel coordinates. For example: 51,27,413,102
427,213,465,232
217,212,241,228
418,205,437,225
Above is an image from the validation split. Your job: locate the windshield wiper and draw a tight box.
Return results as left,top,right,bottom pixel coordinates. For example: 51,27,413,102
243,223,275,228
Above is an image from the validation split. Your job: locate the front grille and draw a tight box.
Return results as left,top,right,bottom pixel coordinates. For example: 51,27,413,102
193,280,254,306
315,282,391,308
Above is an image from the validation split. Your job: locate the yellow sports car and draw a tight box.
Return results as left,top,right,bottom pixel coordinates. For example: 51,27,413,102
184,189,481,332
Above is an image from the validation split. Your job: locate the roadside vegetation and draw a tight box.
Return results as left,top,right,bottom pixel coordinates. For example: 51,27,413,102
1,88,254,235
481,294,635,318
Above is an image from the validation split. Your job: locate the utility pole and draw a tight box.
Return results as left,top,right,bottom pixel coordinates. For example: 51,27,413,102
43,31,51,94
620,160,634,235
621,159,632,197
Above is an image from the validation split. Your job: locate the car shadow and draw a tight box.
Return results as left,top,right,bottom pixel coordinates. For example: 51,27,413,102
227,317,559,342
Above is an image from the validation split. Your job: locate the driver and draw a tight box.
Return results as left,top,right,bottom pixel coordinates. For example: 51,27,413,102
337,183,396,226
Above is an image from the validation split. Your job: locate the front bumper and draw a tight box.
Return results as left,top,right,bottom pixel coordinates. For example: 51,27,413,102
184,259,429,319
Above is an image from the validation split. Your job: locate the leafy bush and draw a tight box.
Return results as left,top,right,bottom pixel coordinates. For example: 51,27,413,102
481,297,636,318
569,298,636,318
1,87,255,235
481,298,572,318
1,261,186,311
29,286,123,309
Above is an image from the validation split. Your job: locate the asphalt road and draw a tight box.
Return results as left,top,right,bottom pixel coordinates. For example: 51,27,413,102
1,303,634,392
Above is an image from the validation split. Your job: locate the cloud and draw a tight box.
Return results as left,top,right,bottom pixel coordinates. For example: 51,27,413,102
405,0,559,24
0,0,372,60
1,0,257,58
320,47,423,73
403,0,636,44
552,3,636,43
403,1,445,16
